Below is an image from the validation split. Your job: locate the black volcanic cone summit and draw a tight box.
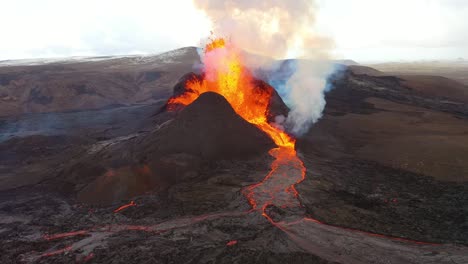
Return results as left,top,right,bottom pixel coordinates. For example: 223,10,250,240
140,91,275,160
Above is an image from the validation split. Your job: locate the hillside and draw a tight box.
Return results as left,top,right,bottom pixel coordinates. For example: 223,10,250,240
0,47,200,116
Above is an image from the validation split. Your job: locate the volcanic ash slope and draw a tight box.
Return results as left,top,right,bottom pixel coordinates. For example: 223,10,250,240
76,92,275,204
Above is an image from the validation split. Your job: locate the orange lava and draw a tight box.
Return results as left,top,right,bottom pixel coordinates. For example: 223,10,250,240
113,200,136,213
82,252,95,262
165,38,439,247
167,38,304,218
167,38,294,148
44,230,88,241
243,147,306,212
40,246,73,258
226,240,238,246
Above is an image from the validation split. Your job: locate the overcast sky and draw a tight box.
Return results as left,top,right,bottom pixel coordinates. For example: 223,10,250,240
1,0,467,62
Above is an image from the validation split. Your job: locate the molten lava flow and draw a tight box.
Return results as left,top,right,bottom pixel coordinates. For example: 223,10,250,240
166,38,439,246
167,38,305,218
41,246,73,258
44,230,88,241
226,240,238,246
243,147,306,215
113,200,136,213
168,38,294,148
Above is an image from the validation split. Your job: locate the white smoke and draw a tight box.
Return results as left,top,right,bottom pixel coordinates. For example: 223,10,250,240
285,60,331,135
193,0,334,135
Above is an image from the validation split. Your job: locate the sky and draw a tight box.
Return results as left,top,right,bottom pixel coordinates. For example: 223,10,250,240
1,0,467,62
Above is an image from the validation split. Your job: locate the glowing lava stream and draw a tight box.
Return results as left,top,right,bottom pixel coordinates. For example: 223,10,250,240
168,37,305,219
36,38,444,261
242,144,306,218
168,38,441,246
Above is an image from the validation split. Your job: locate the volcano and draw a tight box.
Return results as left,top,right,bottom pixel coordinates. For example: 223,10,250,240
1,39,468,263
78,39,295,207
75,91,280,205
141,91,275,160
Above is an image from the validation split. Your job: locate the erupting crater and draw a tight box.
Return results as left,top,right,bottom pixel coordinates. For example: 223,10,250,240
167,38,307,221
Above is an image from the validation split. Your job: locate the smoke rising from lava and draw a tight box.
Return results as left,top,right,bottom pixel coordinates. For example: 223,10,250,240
193,0,334,135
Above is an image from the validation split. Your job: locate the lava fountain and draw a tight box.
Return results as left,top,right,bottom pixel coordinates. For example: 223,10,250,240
168,38,306,220
167,38,440,248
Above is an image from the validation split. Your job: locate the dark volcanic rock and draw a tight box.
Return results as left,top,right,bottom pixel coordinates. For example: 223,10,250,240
252,78,290,122
140,91,275,160
295,68,468,244
1,55,468,263
71,92,275,204
171,73,204,98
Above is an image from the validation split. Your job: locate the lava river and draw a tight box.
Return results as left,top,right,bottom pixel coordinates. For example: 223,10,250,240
167,38,445,247
29,38,466,263
168,37,306,222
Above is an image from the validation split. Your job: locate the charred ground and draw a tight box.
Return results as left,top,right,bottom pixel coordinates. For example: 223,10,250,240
0,54,467,263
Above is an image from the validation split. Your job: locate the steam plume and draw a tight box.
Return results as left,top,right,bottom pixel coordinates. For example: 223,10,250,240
193,0,334,135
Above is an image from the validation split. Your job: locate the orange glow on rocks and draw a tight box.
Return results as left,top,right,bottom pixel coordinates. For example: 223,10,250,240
43,230,88,241
243,147,306,213
167,38,304,220
226,240,238,246
40,246,73,258
113,200,136,213
167,38,295,148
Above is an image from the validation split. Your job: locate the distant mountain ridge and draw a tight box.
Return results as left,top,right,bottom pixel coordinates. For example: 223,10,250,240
1,46,467,117
0,47,200,117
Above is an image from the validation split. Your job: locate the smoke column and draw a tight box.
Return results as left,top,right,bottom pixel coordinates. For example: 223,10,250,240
193,0,334,135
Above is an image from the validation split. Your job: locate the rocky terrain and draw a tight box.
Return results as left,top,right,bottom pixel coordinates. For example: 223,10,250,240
0,51,467,263
0,47,200,117
369,60,468,86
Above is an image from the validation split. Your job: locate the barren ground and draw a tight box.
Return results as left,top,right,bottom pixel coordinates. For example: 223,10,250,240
0,56,467,263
